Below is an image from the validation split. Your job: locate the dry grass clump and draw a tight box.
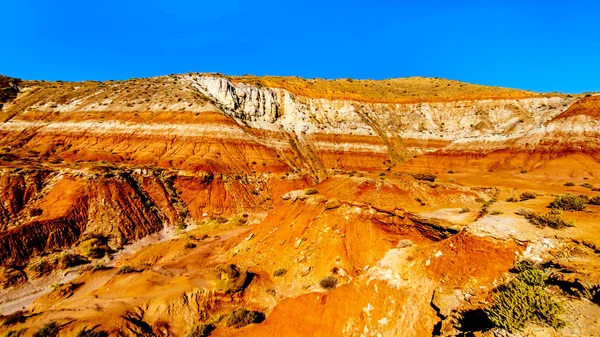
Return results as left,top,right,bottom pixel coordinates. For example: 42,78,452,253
75,326,109,337
411,173,437,182
226,308,265,328
304,188,319,195
588,196,600,206
549,195,587,211
516,209,574,229
319,276,338,290
519,192,536,201
187,323,215,337
33,322,60,337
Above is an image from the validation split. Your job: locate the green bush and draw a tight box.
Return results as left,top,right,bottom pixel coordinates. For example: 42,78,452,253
226,308,265,328
187,323,215,337
549,195,587,211
512,259,539,273
486,270,565,332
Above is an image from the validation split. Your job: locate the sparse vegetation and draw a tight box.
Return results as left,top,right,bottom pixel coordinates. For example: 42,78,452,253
319,275,338,289
519,192,536,201
304,188,319,195
459,207,470,214
485,268,566,332
581,183,594,189
516,209,574,229
0,311,26,326
549,194,587,211
27,253,89,277
184,242,197,249
564,182,575,187
76,326,109,337
588,196,600,205
273,268,287,277
187,323,215,337
29,208,43,217
226,308,265,328
33,322,60,337
490,210,503,215
411,173,437,182
116,265,140,274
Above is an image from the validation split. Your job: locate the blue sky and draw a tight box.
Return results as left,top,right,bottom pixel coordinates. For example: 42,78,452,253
2,0,599,93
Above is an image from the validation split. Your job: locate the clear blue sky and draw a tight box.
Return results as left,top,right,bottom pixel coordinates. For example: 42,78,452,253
2,0,599,93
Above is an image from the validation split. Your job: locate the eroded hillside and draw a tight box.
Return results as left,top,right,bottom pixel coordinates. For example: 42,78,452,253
0,74,599,337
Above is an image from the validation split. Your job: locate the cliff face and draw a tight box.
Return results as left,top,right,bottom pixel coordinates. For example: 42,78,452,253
0,74,593,267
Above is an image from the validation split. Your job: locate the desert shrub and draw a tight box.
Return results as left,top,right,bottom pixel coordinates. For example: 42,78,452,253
512,259,539,273
33,322,60,337
0,75,21,104
549,195,587,211
564,182,575,187
490,210,503,215
226,308,265,328
412,173,437,182
29,208,43,217
187,323,215,337
116,265,139,274
319,276,338,289
485,270,565,332
230,214,248,226
516,209,574,229
84,264,112,272
581,183,594,189
184,242,197,249
588,196,600,206
474,197,485,203
304,188,319,195
0,311,26,326
516,269,548,287
447,170,454,174
76,326,109,337
78,235,111,259
214,216,228,224
519,192,536,201
517,209,575,229
506,196,517,202
459,207,470,214
272,268,287,277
